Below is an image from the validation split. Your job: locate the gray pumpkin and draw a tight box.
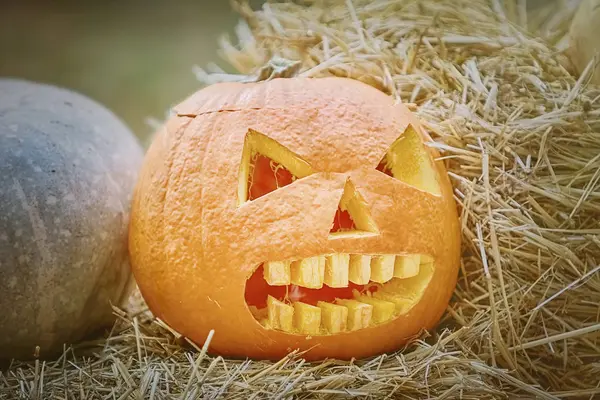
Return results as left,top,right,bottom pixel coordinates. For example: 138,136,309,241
0,79,143,360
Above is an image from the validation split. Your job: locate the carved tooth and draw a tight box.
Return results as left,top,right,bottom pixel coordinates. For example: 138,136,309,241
293,302,321,334
267,295,294,332
317,301,348,333
355,295,396,324
264,261,291,286
373,292,414,314
370,255,395,283
335,299,373,331
394,255,420,278
349,255,371,284
324,253,350,288
290,256,325,289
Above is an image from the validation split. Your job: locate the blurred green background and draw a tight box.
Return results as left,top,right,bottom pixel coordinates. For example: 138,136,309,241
0,0,571,143
0,1,248,141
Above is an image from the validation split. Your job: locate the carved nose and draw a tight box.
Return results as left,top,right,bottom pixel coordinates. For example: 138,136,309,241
328,179,379,239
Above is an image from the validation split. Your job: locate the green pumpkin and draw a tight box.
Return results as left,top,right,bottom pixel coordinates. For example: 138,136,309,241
0,79,143,360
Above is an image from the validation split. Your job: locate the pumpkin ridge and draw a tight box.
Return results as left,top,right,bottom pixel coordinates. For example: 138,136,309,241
159,116,193,234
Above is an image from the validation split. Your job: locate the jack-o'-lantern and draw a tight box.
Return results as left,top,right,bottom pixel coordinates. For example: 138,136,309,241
129,77,460,360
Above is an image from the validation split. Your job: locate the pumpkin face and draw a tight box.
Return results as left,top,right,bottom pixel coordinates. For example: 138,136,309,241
130,77,460,360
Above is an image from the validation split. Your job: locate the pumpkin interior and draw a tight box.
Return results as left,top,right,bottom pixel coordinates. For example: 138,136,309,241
375,126,441,195
245,258,435,335
241,126,439,335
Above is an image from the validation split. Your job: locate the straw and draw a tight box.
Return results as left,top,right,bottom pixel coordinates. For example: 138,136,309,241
3,0,600,398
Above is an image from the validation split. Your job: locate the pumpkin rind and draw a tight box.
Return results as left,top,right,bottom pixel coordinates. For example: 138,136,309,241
130,77,461,360
0,79,143,360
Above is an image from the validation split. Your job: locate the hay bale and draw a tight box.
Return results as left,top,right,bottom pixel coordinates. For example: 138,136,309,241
2,0,600,398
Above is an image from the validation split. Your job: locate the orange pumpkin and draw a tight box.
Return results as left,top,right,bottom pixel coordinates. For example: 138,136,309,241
129,77,461,360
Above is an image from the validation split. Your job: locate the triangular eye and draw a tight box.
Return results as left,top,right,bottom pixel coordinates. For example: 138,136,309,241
329,179,379,239
238,129,313,205
376,125,441,195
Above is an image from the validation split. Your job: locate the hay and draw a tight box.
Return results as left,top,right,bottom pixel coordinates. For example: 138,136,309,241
3,0,600,398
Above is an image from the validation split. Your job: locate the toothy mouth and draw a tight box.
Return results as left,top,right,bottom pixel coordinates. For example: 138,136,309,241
245,253,435,335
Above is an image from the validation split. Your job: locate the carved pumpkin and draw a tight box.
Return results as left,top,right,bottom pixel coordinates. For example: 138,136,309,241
129,77,460,360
